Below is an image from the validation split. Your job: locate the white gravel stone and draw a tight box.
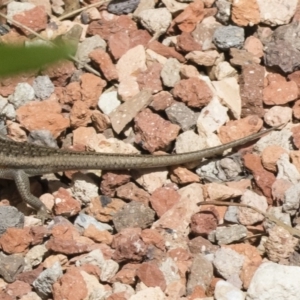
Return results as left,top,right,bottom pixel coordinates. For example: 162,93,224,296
112,282,135,297
116,45,146,82
24,244,48,270
215,280,245,300
160,58,181,88
138,8,172,35
81,271,111,299
129,286,166,300
133,168,168,194
133,0,155,18
264,105,292,127
214,61,237,80
212,77,241,119
238,190,268,225
70,173,99,205
98,91,121,115
257,0,298,26
7,1,35,21
146,49,167,65
100,259,119,282
246,262,300,300
277,153,300,185
87,134,139,155
175,130,207,154
186,50,220,67
159,257,180,285
0,96,15,119
213,248,245,280
197,97,228,134
161,0,188,13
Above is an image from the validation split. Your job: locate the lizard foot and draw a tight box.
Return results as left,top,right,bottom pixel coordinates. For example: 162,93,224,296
36,205,52,223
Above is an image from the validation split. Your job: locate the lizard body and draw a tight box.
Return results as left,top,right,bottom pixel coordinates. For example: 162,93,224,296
0,126,279,220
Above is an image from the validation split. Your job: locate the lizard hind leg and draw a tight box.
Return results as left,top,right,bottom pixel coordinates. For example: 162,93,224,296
12,169,51,222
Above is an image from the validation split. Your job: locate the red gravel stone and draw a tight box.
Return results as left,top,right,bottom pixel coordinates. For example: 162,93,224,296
173,77,213,108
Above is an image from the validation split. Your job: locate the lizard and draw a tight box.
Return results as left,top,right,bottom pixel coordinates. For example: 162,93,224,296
0,125,281,221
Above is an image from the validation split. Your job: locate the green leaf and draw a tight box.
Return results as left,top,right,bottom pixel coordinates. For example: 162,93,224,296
0,42,74,77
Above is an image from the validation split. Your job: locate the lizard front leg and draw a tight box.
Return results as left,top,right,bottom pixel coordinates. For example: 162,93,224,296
11,170,51,222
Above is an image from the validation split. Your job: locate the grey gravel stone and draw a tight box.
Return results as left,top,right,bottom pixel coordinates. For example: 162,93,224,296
32,76,55,100
215,225,247,245
256,25,273,46
76,35,107,67
272,21,300,51
240,63,265,118
80,11,90,24
213,25,244,50
113,202,155,232
0,252,25,283
165,102,197,131
108,0,140,15
187,254,214,295
28,130,58,148
74,213,113,232
33,261,63,297
264,40,300,73
196,154,246,183
196,159,220,182
264,206,291,232
8,82,35,108
0,24,9,36
208,230,217,244
188,236,218,255
224,205,239,223
289,251,300,266
229,48,260,67
253,128,293,153
0,206,24,235
0,119,7,136
215,0,231,24
283,183,300,215
218,156,243,180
